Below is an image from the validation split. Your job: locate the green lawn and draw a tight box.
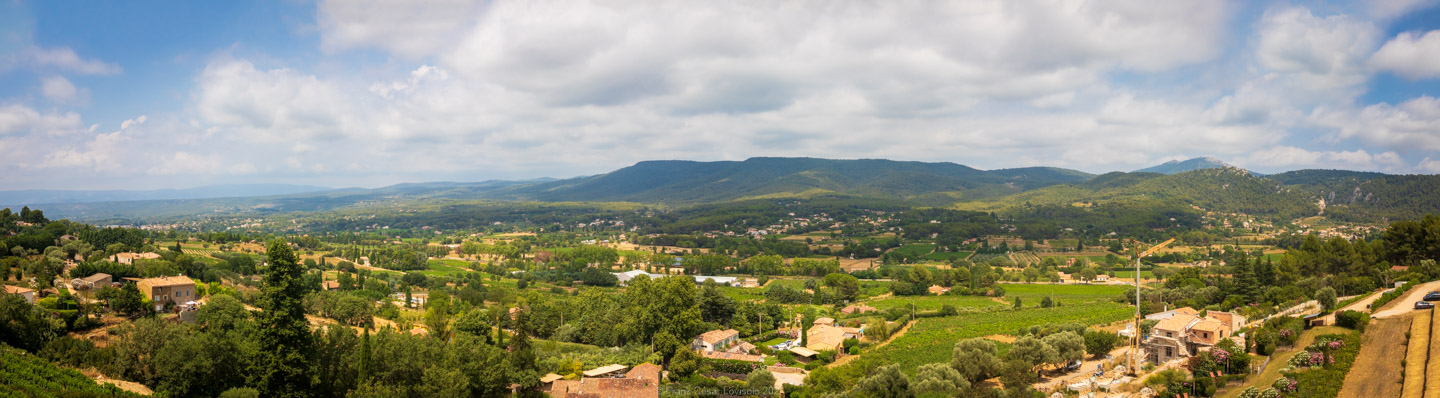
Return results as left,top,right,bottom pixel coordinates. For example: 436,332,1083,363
844,301,1133,375
718,286,765,302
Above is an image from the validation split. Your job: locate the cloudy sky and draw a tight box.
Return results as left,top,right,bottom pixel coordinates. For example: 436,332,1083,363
2,0,1440,190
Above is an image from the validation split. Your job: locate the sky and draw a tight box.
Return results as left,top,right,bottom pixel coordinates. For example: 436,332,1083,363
2,0,1440,190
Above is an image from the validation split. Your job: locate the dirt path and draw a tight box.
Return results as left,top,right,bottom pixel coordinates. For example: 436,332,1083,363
827,319,916,369
1033,346,1130,391
80,368,152,395
1374,281,1440,319
1336,315,1409,398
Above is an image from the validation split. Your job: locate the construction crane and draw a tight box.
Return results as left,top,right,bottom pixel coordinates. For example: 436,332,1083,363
1128,238,1174,376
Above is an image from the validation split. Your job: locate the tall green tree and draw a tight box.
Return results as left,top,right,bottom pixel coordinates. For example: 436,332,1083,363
253,240,313,397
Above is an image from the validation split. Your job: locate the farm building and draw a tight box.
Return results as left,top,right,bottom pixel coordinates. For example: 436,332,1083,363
927,285,950,295
692,329,740,352
115,252,161,265
136,275,196,311
841,304,877,314
1142,307,1246,363
70,273,111,290
2,285,36,304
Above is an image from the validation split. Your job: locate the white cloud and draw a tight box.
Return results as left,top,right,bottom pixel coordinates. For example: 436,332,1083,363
317,0,483,58
1372,30,1440,79
2,46,121,75
196,58,358,142
1312,95,1440,152
1254,7,1379,97
1419,157,1440,173
39,76,82,103
1241,146,1404,170
146,152,257,175
0,104,85,136
1365,0,1438,20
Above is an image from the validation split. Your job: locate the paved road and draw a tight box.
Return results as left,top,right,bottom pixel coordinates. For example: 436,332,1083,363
1373,280,1440,319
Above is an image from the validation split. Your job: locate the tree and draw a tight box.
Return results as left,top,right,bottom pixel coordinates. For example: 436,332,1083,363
698,283,736,324
253,239,313,397
951,338,1003,383
1008,336,1056,372
858,364,913,398
1042,331,1085,370
1316,286,1337,312
747,368,776,392
1083,330,1121,359
913,363,969,395
823,273,861,302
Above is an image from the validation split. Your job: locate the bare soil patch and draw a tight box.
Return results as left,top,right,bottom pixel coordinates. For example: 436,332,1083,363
982,334,1017,343
80,368,152,395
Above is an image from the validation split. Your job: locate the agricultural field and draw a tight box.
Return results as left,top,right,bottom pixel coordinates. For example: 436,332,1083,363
1402,310,1429,398
998,283,1129,303
421,259,472,276
892,244,936,258
846,301,1133,374
1113,270,1155,279
1009,252,1040,265
923,250,970,262
867,295,1006,312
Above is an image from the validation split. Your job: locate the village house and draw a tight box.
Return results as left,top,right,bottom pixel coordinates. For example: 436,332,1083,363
550,363,661,398
1143,307,1246,363
700,350,763,363
323,280,341,291
841,304,877,315
806,320,864,352
692,329,740,352
115,252,161,265
927,285,950,295
70,273,111,290
136,275,197,311
3,285,37,304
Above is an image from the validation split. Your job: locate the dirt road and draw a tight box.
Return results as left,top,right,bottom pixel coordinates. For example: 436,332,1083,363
827,319,915,368
1336,315,1410,398
1374,281,1440,319
1321,290,1385,324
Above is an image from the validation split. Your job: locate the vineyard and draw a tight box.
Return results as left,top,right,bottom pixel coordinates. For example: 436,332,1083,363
868,295,1006,312
842,301,1133,374
1008,252,1040,265
0,343,142,397
998,283,1129,303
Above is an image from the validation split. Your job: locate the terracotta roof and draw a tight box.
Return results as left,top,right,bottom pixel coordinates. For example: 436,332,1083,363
539,373,565,384
813,317,834,325
1190,320,1223,332
1173,307,1199,316
806,325,847,350
3,285,35,294
841,304,877,314
696,329,739,345
140,275,194,287
625,363,661,381
1154,314,1197,332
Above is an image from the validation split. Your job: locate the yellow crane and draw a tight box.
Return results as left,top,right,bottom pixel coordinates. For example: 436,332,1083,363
1128,238,1174,376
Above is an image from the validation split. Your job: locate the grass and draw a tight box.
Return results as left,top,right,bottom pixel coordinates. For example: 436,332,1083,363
718,286,765,302
845,301,1133,375
419,259,472,276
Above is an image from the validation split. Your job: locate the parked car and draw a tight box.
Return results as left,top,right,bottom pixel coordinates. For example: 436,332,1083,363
1424,292,1440,301
1417,301,1435,310
1065,360,1082,372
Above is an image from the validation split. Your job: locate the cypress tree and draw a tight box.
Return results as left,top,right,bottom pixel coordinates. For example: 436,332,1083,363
357,329,372,383
253,239,313,397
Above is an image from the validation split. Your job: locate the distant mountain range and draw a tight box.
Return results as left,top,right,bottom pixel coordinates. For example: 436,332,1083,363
1134,157,1239,174
0,184,332,207
15,157,1440,224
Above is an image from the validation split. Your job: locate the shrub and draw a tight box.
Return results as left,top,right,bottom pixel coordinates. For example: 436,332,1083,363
1334,310,1369,332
